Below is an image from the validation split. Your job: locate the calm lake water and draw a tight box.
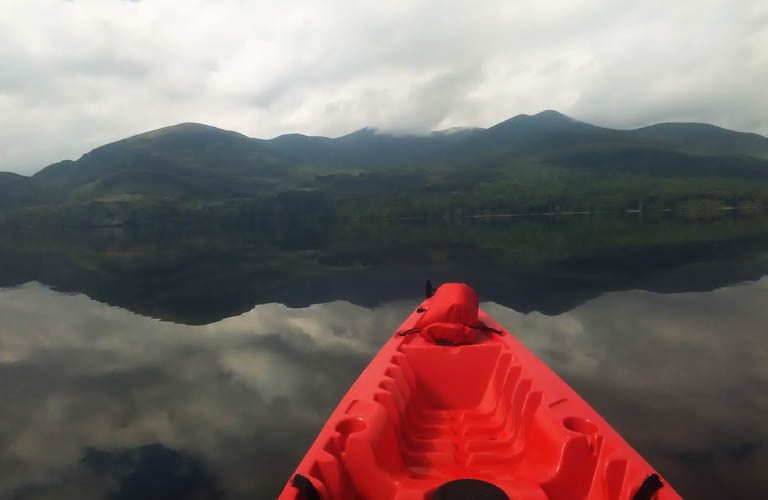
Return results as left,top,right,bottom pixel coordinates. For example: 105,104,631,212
1,215,767,499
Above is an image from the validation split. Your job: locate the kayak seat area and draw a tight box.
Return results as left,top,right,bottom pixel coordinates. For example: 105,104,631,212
389,334,544,471
287,330,672,500
296,335,623,500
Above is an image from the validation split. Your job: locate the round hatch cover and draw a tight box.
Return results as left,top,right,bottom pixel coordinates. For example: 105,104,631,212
433,479,509,500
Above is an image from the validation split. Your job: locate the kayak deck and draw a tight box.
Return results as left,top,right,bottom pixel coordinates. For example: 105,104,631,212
278,307,682,500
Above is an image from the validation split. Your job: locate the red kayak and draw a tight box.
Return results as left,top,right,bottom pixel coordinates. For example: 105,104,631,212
278,283,682,500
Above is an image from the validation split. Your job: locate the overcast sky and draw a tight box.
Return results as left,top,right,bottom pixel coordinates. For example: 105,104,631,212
1,0,767,175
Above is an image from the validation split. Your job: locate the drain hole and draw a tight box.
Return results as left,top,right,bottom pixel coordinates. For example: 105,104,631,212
336,418,367,435
563,416,598,434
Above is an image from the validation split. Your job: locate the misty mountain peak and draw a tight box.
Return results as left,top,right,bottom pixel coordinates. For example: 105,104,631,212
532,109,574,121
340,126,378,137
487,109,588,136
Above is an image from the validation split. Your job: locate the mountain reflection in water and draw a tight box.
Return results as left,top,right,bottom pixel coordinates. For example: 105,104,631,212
2,215,768,324
1,279,767,500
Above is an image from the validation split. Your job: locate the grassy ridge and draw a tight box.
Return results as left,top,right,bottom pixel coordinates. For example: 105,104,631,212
1,112,768,224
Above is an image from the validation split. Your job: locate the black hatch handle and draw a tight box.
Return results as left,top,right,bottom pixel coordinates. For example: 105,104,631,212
291,474,321,500
632,473,664,500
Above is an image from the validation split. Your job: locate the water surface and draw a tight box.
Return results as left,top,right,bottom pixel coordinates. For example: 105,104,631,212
1,215,767,499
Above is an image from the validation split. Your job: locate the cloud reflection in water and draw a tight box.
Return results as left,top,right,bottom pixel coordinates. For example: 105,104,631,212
486,278,768,499
1,279,767,499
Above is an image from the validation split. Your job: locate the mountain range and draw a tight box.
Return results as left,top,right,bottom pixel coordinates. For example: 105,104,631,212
262,111,768,167
2,110,768,218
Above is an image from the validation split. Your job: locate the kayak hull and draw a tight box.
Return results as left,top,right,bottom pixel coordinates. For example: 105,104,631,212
278,304,682,500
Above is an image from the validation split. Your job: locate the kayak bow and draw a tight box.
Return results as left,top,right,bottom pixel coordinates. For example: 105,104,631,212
278,283,682,500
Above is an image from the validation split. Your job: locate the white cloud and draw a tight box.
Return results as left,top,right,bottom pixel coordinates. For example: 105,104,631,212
1,0,767,174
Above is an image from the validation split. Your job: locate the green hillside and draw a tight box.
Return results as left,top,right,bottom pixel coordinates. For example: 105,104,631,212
1,111,768,223
0,172,35,209
25,123,301,203
632,122,768,159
